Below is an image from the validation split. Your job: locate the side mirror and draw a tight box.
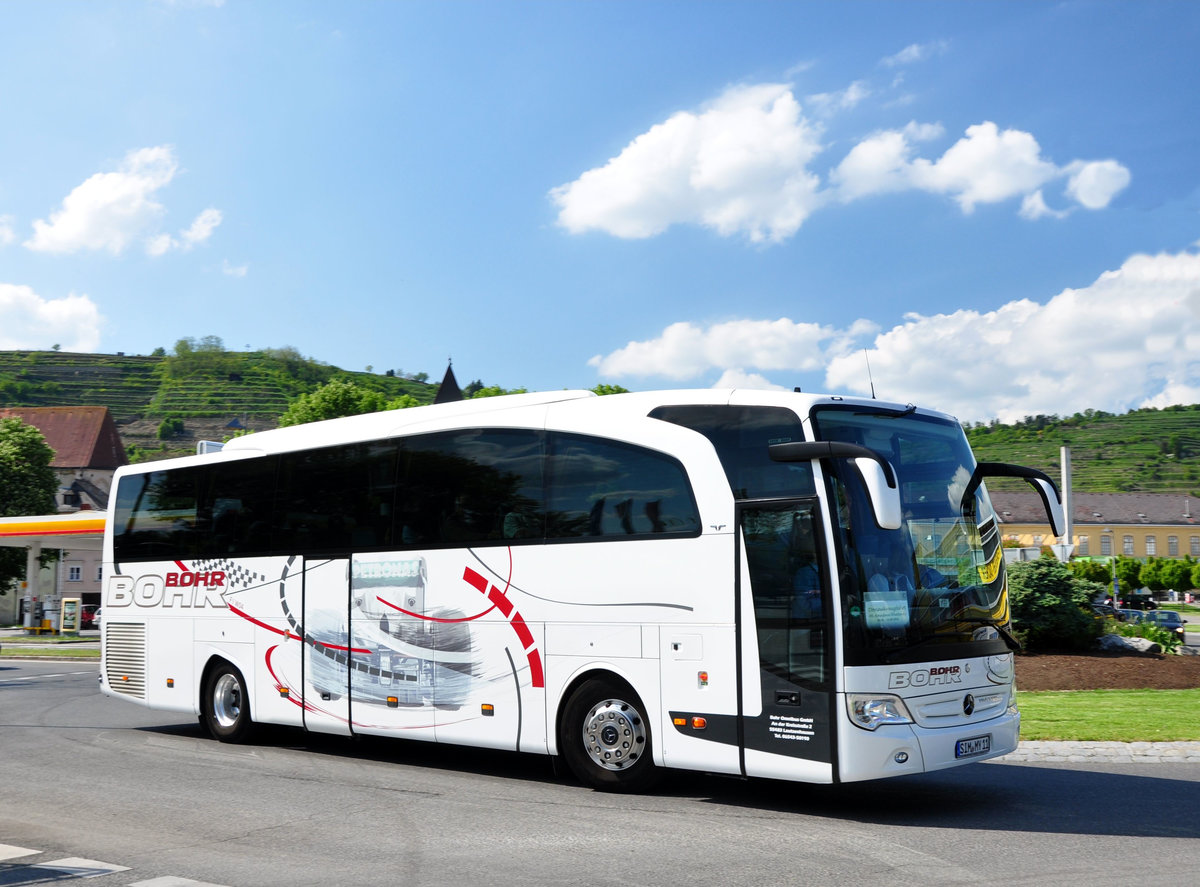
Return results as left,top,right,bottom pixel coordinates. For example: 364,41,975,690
960,462,1065,538
769,441,903,531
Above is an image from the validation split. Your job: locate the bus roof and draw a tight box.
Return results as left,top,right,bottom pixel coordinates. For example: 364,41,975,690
121,387,955,474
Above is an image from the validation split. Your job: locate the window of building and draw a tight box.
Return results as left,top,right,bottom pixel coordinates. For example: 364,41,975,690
1033,534,1043,547
1168,535,1178,556
1078,535,1089,556
1192,536,1200,556
1101,535,1112,556
1123,535,1134,556
67,566,82,582
1146,535,1157,556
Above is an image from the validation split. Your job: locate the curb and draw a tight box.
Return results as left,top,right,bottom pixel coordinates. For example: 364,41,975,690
998,740,1200,764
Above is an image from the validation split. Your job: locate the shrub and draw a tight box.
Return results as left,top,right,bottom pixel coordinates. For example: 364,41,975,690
156,417,185,439
1115,620,1183,654
1008,556,1104,652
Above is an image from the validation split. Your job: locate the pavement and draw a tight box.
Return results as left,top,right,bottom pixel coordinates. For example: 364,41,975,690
2,628,1198,766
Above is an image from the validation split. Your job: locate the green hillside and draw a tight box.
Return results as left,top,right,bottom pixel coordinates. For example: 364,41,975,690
0,347,436,459
966,407,1200,495
3,347,1199,492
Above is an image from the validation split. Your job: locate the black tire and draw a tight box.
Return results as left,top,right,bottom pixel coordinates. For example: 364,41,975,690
203,662,254,743
559,678,659,792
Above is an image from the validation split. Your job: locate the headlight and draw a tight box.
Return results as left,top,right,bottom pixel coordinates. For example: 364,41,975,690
846,694,914,731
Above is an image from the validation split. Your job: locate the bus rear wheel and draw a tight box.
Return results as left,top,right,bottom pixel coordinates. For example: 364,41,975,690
203,663,254,743
560,678,659,792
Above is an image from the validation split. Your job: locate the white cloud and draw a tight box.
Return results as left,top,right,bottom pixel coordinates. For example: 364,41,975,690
833,120,1130,214
550,83,826,244
0,283,103,351
555,79,1131,244
711,368,790,391
825,247,1200,422
23,146,222,257
25,146,179,255
806,80,871,116
588,317,878,380
222,259,248,277
182,208,222,246
588,247,1200,424
1019,190,1068,220
909,122,1059,212
0,215,14,246
881,41,949,68
1065,159,1132,210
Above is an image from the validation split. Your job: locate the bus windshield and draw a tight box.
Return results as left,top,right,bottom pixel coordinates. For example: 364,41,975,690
810,406,1010,666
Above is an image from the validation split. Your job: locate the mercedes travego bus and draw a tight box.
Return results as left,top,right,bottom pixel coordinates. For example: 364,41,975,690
100,389,1063,791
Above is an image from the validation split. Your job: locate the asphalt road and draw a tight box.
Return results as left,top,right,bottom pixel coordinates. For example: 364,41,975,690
1,661,1197,887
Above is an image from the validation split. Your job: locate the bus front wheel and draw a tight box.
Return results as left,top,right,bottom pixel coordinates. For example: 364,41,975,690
203,663,254,743
560,678,659,792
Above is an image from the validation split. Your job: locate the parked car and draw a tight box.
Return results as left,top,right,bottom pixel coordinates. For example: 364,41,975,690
1141,609,1187,639
1117,609,1144,624
1092,604,1127,622
80,604,99,630
92,608,102,630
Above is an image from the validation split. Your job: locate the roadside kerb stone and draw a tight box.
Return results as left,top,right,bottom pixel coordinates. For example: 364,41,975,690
997,740,1200,764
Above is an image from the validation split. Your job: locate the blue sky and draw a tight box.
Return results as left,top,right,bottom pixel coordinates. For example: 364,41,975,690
1,0,1198,423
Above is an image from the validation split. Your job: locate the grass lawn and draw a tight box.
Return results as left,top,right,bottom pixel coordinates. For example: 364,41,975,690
0,645,100,660
1018,688,1200,741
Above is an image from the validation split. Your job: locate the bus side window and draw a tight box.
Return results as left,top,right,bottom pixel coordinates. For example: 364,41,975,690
396,429,544,547
205,456,277,555
545,433,700,539
113,468,204,560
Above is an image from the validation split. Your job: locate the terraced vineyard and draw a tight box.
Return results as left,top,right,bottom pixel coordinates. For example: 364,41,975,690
0,349,435,459
4,349,1200,489
966,407,1200,494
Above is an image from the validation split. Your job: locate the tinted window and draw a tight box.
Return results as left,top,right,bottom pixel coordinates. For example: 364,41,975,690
396,429,544,546
276,442,399,553
204,456,278,555
113,427,700,561
650,404,814,500
113,468,205,560
546,433,700,538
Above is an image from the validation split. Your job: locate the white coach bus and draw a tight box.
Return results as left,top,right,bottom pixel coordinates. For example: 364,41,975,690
100,389,1063,791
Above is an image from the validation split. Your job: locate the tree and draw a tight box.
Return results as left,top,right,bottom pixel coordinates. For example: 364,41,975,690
1007,556,1104,652
469,385,527,399
0,418,58,596
1068,559,1112,585
591,384,630,396
1113,556,1142,597
1139,558,1167,592
278,379,389,426
1156,559,1195,592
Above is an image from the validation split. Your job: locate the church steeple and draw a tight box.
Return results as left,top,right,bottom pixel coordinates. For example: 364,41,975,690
434,360,463,404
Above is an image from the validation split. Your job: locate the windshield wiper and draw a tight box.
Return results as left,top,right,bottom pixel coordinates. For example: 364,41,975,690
948,617,1022,652
854,403,916,419
878,616,1020,663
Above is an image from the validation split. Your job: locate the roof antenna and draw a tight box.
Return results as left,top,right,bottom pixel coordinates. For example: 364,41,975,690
864,349,876,399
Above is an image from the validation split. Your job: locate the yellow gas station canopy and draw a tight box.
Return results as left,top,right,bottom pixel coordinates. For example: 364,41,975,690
0,512,106,551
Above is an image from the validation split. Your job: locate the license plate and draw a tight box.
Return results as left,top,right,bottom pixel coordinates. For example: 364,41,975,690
955,734,992,758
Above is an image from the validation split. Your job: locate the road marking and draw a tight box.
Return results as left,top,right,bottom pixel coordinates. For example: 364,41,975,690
25,857,130,879
0,846,230,886
0,843,39,861
2,671,97,681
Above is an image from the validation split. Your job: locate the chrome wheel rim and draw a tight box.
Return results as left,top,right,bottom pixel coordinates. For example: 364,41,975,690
212,673,242,728
581,698,645,771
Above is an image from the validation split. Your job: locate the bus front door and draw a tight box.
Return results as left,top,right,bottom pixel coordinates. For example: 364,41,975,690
301,557,353,736
737,501,835,782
